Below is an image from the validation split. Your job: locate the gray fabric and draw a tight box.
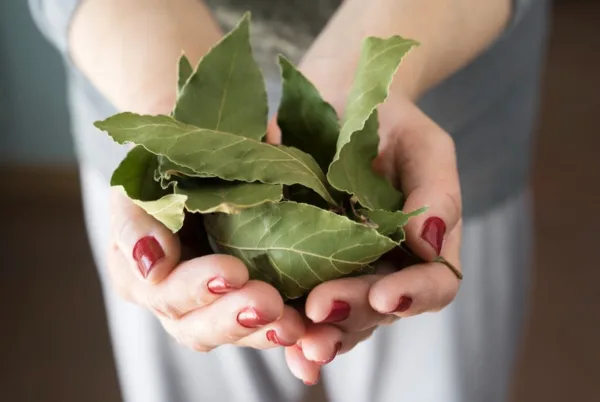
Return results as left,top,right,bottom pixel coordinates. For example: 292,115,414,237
28,0,550,219
79,164,532,402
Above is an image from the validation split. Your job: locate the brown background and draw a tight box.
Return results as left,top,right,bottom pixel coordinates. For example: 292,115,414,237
1,1,599,401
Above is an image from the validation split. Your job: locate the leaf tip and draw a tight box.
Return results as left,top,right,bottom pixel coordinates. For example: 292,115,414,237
237,11,252,30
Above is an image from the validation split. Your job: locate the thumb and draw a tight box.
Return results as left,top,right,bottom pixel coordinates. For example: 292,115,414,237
110,187,181,284
382,109,462,264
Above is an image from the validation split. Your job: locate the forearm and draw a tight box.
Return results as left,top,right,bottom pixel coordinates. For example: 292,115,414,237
69,0,222,115
301,0,511,102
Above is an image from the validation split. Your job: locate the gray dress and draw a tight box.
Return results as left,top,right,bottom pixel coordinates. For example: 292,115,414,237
29,1,549,401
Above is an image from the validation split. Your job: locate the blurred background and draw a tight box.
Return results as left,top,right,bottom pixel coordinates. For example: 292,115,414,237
0,0,598,401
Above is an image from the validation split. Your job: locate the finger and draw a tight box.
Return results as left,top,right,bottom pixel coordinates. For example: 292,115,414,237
142,254,250,319
266,117,282,144
304,275,387,332
296,324,376,366
284,344,321,386
160,280,284,352
369,224,462,316
297,324,343,365
106,249,250,318
237,305,306,349
378,105,462,262
110,187,181,284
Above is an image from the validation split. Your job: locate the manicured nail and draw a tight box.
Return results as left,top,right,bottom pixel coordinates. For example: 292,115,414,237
132,236,164,278
316,342,342,365
393,296,413,313
266,330,293,346
207,277,236,294
236,307,272,328
421,217,446,255
320,300,351,323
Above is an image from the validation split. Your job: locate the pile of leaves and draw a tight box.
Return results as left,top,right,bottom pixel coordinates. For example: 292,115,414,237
94,13,424,300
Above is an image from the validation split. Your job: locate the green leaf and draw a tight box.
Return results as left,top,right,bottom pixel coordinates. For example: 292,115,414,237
111,145,163,201
173,13,268,141
204,202,397,299
175,179,283,214
130,194,188,233
277,56,340,172
158,156,213,181
111,146,187,232
177,54,193,97
327,36,418,211
361,206,428,236
94,113,339,206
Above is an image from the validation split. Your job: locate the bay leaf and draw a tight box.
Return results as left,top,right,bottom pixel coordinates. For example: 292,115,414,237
94,113,339,206
327,36,418,211
204,201,397,299
158,156,213,181
130,194,188,233
173,13,268,141
361,206,428,236
175,179,283,214
111,146,187,232
177,54,193,97
277,56,340,172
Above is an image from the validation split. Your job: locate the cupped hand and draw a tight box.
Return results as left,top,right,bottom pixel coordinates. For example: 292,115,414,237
282,93,464,385
106,189,306,352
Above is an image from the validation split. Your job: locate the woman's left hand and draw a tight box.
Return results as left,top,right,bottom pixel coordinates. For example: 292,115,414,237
281,92,464,385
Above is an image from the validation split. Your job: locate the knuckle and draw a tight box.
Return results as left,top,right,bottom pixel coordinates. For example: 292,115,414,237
438,131,456,154
445,193,463,222
113,215,137,251
159,317,195,349
191,342,214,353
146,293,182,320
221,330,243,345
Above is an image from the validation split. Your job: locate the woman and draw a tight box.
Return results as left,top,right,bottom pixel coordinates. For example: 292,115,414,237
29,0,549,401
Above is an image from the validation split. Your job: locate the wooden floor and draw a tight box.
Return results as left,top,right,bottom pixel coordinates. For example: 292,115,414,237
1,2,599,401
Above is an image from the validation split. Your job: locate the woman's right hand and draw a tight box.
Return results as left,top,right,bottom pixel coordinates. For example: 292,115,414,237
106,188,306,352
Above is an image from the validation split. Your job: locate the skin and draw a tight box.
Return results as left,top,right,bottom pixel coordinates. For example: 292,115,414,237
70,0,512,385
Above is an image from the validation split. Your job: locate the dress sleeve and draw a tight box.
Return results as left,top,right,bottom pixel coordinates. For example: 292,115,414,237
27,0,81,55
510,0,544,28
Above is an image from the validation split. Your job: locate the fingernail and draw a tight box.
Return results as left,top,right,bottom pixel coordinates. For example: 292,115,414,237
421,217,446,255
207,277,236,294
392,296,413,313
296,341,303,351
320,300,351,323
316,341,342,365
266,330,294,346
303,376,319,386
132,236,165,278
236,307,273,329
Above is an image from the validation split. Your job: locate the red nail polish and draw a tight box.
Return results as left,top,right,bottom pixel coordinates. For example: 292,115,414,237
393,296,413,313
320,300,351,323
317,341,342,365
207,277,236,294
236,307,272,328
421,217,446,255
266,330,293,346
132,236,165,278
